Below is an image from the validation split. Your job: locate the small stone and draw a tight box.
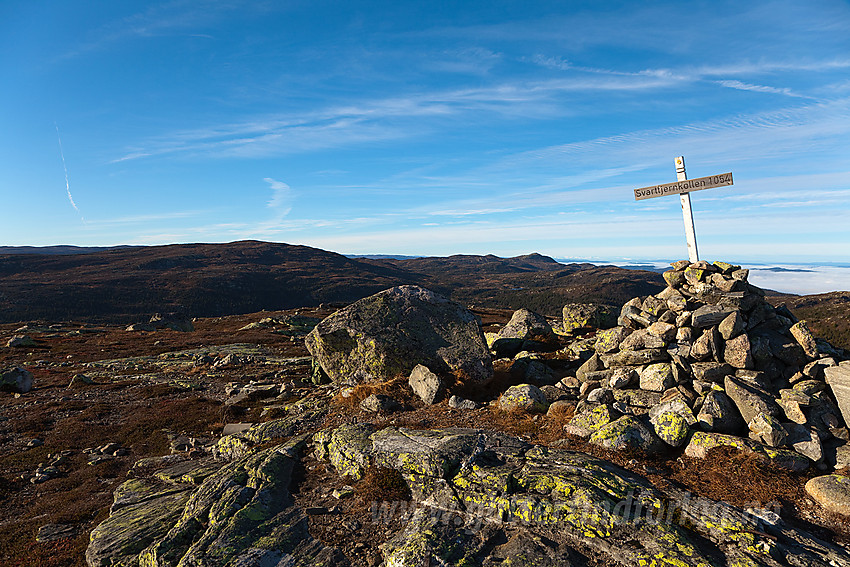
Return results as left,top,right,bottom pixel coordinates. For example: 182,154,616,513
789,320,818,360
785,424,823,462
748,413,787,447
6,335,36,348
647,322,677,341
723,333,753,369
540,384,568,403
448,395,479,410
98,442,121,455
650,410,690,447
332,486,355,499
731,269,749,281
777,399,807,424
696,390,743,434
499,384,549,413
576,353,604,382
587,387,614,404
68,374,95,388
36,523,76,543
408,364,444,405
360,394,400,413
639,363,675,392
718,312,744,340
547,400,574,417
608,367,637,389
725,376,779,426
676,327,694,343
691,305,734,328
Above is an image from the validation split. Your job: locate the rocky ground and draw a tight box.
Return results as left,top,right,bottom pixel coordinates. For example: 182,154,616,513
0,262,848,566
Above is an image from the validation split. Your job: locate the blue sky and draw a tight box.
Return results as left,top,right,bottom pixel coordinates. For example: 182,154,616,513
2,0,850,264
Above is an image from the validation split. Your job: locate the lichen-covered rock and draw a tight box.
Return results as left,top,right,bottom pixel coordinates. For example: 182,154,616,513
305,285,493,386
606,348,668,367
87,488,193,567
214,396,328,460
562,303,616,332
650,410,690,447
684,431,809,472
568,404,618,437
92,425,850,567
805,474,850,517
137,436,347,567
594,326,631,354
589,416,664,453
499,383,549,413
313,423,374,480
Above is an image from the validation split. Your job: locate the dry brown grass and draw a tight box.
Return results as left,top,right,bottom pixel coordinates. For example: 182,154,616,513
357,465,412,504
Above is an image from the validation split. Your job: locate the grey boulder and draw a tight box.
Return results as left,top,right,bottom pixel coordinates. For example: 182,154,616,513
306,285,493,386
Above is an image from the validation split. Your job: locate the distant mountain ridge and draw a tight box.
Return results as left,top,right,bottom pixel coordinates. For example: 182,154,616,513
0,240,665,323
0,245,140,255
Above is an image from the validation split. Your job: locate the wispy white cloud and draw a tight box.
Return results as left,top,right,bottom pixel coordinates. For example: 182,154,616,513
715,80,806,98
263,177,293,215
54,123,84,223
58,0,247,60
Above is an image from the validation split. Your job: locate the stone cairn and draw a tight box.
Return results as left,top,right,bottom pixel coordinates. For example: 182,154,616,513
563,260,848,472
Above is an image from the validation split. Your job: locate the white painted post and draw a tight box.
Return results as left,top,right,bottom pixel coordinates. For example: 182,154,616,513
676,156,699,262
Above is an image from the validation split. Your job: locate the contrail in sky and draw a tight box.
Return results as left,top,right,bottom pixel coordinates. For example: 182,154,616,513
55,123,84,222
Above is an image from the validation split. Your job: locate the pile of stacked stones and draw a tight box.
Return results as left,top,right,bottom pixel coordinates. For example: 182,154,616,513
564,260,848,472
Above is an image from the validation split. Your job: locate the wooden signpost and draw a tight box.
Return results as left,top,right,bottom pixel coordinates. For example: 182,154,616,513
634,156,733,263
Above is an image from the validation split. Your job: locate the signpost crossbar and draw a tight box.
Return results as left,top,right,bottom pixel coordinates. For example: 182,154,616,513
633,156,734,263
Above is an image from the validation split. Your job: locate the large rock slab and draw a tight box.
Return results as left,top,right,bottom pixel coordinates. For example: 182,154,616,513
825,364,850,427
89,424,850,567
137,436,345,567
306,285,493,386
